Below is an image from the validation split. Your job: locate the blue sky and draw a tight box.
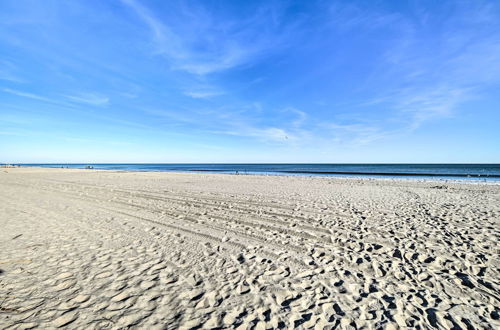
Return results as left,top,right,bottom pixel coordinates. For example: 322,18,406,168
1,0,499,163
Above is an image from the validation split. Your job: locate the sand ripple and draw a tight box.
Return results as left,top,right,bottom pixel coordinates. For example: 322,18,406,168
0,168,499,329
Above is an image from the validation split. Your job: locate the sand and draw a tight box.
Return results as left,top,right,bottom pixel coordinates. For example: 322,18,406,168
0,167,499,329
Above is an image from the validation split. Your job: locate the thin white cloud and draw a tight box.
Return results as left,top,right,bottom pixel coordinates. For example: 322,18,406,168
0,72,24,83
394,86,472,127
63,136,135,146
184,90,224,99
65,93,109,106
250,127,293,142
284,107,307,127
2,88,55,103
120,0,183,56
141,108,200,125
353,1,500,132
121,0,292,75
2,88,108,109
0,60,24,83
325,122,397,145
328,2,406,33
216,127,296,143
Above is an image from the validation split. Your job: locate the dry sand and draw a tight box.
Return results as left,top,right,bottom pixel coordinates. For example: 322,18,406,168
0,167,499,329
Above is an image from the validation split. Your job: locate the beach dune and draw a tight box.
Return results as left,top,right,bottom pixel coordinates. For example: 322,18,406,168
0,168,499,329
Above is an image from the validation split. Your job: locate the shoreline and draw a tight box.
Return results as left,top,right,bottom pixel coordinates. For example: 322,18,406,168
12,165,500,185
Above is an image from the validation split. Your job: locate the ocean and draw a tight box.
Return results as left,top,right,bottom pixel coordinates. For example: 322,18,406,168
15,163,500,181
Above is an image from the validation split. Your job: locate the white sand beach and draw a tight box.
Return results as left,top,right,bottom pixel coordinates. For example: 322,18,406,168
0,167,499,329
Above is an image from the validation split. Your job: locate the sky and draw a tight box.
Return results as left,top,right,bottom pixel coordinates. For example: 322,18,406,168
1,0,500,163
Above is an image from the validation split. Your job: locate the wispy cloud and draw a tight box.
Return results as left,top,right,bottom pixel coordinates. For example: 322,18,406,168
183,89,224,99
140,107,200,126
140,101,309,145
2,88,55,103
393,86,472,127
120,0,183,55
63,136,135,146
284,107,307,127
201,104,313,145
65,93,109,106
2,88,109,109
0,60,24,83
328,2,406,33
214,126,300,143
2,0,500,162
324,122,398,145
351,1,500,132
121,0,293,75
